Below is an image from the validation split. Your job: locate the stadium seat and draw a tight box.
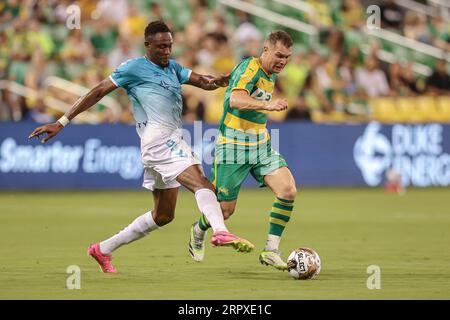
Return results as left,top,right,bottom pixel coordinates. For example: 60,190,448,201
329,110,346,123
268,109,288,122
310,110,326,123
370,97,402,123
435,96,450,123
310,110,345,123
415,96,441,122
395,97,424,123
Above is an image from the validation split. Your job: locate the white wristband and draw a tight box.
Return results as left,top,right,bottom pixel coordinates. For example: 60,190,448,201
57,115,70,127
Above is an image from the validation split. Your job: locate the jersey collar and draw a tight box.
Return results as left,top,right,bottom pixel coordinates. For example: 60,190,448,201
144,55,168,70
255,57,271,77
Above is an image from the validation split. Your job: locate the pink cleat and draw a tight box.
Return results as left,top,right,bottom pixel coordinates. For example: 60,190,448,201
211,231,254,253
87,243,117,273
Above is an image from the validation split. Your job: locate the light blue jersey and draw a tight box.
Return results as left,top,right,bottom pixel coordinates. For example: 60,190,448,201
109,56,192,133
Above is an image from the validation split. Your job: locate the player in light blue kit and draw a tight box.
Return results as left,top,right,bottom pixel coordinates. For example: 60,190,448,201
29,21,254,273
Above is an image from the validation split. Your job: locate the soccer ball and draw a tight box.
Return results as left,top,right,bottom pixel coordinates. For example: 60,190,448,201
287,247,321,280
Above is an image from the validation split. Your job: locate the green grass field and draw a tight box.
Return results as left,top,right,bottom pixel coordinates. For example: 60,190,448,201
0,188,449,299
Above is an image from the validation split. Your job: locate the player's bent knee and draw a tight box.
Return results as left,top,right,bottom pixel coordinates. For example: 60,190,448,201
277,184,297,201
222,207,235,220
153,213,175,226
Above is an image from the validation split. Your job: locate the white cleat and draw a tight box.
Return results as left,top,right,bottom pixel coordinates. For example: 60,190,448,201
259,249,288,271
188,222,206,262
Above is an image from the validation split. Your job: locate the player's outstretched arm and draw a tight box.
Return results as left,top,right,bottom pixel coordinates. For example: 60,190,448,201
187,72,230,90
28,78,118,143
230,90,288,112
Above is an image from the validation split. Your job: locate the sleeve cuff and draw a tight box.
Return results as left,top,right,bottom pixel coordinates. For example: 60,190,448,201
109,75,120,87
231,87,251,95
184,69,192,84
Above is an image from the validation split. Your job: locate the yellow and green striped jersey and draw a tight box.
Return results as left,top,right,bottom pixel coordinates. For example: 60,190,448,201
217,57,276,147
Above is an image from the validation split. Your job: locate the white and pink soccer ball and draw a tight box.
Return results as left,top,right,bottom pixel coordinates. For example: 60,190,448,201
287,247,321,280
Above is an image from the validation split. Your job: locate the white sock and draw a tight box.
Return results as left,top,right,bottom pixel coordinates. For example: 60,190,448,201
194,189,228,233
99,211,159,254
264,234,281,252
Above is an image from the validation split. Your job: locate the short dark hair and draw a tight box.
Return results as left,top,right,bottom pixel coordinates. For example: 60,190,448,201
267,30,293,48
144,21,171,39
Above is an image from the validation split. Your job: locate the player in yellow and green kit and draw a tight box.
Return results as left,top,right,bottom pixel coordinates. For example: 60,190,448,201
188,31,297,270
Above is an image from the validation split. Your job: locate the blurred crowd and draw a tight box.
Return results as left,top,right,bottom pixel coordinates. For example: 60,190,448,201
0,0,449,124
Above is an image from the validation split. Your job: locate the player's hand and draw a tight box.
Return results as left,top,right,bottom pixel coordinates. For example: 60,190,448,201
203,74,230,88
28,122,63,143
265,99,288,111
212,73,230,87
